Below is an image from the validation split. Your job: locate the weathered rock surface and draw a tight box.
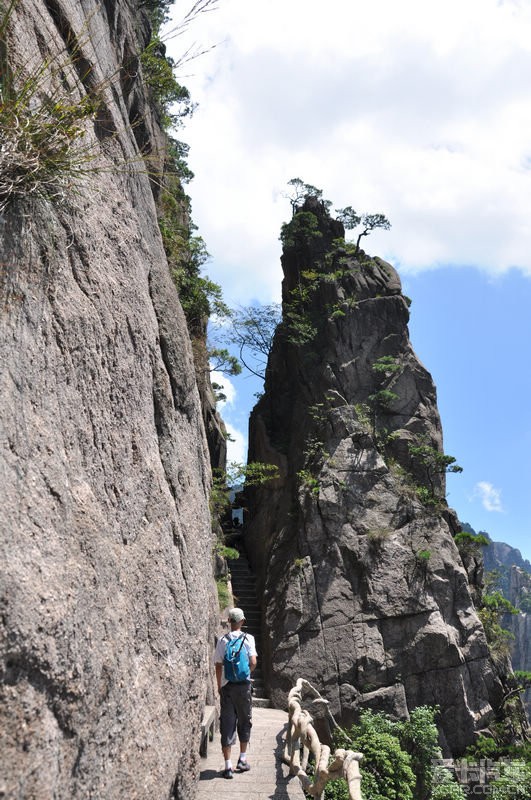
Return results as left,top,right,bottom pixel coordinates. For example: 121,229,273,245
481,535,531,719
246,198,504,755
1,2,216,798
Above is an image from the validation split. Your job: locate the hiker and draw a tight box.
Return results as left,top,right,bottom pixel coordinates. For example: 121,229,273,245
214,607,257,779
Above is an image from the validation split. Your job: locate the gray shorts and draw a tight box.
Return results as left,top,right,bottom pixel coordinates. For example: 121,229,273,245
219,682,253,747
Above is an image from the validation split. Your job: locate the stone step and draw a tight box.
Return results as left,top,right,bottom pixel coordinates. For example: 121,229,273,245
252,696,272,708
232,593,260,602
227,562,254,572
233,600,259,606
226,553,270,703
230,587,259,597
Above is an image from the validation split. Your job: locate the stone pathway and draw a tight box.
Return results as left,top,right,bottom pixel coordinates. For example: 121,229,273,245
197,707,305,800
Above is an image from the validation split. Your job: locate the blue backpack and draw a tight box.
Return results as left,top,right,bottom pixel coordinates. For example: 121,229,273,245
223,633,250,682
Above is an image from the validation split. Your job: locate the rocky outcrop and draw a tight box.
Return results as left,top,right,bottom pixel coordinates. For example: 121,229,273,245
486,544,531,721
246,198,504,755
0,2,216,798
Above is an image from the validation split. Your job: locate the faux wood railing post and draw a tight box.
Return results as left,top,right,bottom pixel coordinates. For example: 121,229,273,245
283,678,364,800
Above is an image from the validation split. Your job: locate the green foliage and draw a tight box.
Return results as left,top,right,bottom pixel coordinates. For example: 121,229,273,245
221,303,281,380
482,592,519,615
335,205,361,229
518,595,531,612
331,711,416,800
216,577,231,610
208,347,241,376
369,389,399,410
230,461,280,487
210,382,226,403
0,4,101,210
216,544,239,560
280,210,323,250
490,760,531,800
355,213,392,253
478,592,517,666
334,206,392,255
211,461,280,517
297,469,320,496
303,433,328,464
415,486,442,507
429,766,466,800
465,735,500,760
140,34,194,128
167,136,194,183
142,0,175,27
327,707,467,800
161,203,227,334
514,670,531,687
285,176,326,214
453,530,490,556
408,437,462,498
283,305,318,345
372,355,401,376
416,549,431,563
354,403,371,429
401,706,441,798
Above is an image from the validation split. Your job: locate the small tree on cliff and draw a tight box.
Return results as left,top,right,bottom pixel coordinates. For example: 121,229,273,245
221,303,281,380
335,206,392,255
285,177,327,216
408,436,463,499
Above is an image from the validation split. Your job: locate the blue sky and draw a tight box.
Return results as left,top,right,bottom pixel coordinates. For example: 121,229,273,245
166,0,531,560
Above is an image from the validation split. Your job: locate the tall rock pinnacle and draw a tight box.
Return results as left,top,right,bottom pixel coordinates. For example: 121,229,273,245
245,196,504,754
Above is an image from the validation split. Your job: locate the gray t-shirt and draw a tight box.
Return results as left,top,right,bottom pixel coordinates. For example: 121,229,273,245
214,631,257,687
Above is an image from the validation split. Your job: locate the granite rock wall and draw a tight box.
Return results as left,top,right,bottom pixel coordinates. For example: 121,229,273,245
0,2,216,797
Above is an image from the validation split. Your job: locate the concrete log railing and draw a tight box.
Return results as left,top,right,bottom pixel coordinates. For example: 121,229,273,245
283,678,364,800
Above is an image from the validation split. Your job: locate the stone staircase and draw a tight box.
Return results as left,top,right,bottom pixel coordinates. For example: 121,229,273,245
227,554,270,708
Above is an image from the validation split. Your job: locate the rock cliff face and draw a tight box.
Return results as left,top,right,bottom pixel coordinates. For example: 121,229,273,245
0,2,216,798
246,198,504,755
480,536,531,719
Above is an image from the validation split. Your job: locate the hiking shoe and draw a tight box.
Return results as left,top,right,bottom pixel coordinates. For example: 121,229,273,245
237,758,251,772
222,768,233,779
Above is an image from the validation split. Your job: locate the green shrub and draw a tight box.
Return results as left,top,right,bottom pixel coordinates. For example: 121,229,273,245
140,35,194,129
216,577,231,610
330,711,416,800
454,531,490,560
217,545,239,561
325,707,465,800
490,760,531,800
297,469,320,496
0,3,101,210
401,706,441,798
429,766,466,800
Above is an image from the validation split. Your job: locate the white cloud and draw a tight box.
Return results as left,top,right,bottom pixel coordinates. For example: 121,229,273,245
224,422,247,466
473,482,504,513
167,0,531,304
208,370,248,462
